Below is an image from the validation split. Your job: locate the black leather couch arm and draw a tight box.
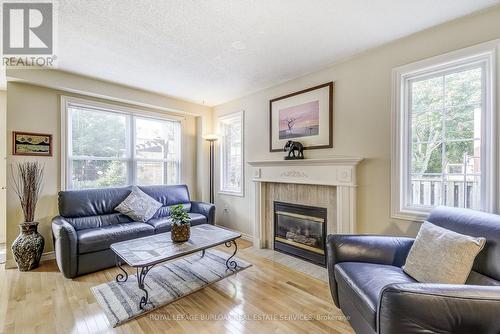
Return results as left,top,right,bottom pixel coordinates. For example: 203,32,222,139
327,234,415,267
327,234,414,307
51,216,78,278
378,283,500,334
190,201,215,225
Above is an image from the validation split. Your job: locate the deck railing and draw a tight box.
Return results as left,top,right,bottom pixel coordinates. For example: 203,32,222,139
411,176,480,209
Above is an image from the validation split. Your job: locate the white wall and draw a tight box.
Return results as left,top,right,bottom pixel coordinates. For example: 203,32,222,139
5,70,212,265
0,91,6,244
213,7,500,238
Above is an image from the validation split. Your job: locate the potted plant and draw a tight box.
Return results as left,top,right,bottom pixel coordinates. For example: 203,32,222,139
170,204,190,242
11,161,45,271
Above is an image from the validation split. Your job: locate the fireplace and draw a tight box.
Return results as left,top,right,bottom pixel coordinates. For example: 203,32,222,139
273,201,327,267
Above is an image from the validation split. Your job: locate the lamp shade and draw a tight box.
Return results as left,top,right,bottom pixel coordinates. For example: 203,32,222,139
203,134,218,141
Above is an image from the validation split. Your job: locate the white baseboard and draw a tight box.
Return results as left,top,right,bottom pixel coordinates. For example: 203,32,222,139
5,251,55,269
41,251,55,262
215,224,254,243
238,232,254,242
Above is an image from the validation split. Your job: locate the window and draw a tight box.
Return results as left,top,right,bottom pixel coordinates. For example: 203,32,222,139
219,111,244,196
62,98,181,189
392,43,497,220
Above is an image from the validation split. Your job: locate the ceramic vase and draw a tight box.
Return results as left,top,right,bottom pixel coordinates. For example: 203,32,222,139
12,222,45,271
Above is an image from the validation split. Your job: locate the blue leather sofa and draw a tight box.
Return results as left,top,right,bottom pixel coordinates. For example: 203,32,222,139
51,184,215,278
327,206,500,334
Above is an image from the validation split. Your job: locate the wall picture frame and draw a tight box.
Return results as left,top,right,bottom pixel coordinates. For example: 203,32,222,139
12,131,53,156
269,82,334,152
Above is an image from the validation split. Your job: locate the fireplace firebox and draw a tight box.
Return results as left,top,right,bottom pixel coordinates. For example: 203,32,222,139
273,201,327,267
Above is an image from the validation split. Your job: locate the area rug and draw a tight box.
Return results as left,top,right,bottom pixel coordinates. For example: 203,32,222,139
91,249,251,327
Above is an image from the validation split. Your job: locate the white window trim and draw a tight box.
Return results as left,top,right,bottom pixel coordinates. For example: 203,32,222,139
61,96,184,190
218,110,245,197
391,40,499,221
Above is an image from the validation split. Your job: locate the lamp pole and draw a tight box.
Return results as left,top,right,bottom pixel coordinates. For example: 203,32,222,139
204,135,218,204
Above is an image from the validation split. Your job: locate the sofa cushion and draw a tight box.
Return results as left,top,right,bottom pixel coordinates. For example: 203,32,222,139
427,206,500,282
65,213,132,231
403,221,485,284
77,222,154,254
188,213,207,226
153,203,192,219
114,187,162,222
59,186,132,218
334,262,416,330
146,217,173,233
139,185,191,207
145,213,207,233
141,185,192,219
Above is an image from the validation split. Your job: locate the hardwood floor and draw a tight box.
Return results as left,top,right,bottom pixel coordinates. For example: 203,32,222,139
0,240,354,334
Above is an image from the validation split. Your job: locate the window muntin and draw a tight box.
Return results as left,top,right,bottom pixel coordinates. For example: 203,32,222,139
66,102,181,189
219,112,244,195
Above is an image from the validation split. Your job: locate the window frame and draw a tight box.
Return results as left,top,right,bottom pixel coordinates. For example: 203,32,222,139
391,41,498,221
218,110,245,197
61,96,183,190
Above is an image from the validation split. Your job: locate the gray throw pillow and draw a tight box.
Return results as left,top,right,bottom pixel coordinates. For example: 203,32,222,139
403,221,486,284
115,187,162,222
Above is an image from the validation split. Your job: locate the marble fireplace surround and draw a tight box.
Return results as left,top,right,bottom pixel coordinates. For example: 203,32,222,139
248,157,363,249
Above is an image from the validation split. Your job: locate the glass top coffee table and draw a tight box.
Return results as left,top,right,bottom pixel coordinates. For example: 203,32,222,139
111,224,241,309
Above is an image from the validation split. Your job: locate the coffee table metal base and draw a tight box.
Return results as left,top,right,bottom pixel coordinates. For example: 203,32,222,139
115,256,128,282
114,242,239,309
225,240,238,271
137,265,155,309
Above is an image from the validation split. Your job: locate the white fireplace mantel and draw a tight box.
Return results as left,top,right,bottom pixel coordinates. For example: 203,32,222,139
248,157,363,249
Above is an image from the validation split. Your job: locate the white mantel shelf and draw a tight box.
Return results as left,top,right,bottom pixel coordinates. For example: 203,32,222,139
248,157,364,167
248,156,364,248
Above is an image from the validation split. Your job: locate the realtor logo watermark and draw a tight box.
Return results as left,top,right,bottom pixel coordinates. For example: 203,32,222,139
2,1,57,67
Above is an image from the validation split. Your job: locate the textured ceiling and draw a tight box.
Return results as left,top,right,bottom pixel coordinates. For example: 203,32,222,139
56,0,500,106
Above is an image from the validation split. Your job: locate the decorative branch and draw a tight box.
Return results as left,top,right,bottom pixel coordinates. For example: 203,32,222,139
11,161,44,223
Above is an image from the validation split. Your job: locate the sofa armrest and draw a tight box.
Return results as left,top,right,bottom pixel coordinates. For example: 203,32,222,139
51,216,78,278
190,201,215,225
378,283,500,334
326,234,414,307
327,234,414,267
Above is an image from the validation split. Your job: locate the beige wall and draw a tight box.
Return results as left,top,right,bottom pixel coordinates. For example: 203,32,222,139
0,91,6,244
213,7,500,238
5,72,212,265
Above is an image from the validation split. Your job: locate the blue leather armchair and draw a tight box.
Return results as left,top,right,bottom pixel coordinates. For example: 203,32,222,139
327,206,500,334
51,184,215,278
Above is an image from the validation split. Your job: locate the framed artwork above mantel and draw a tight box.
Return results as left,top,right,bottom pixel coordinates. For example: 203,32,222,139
269,82,334,152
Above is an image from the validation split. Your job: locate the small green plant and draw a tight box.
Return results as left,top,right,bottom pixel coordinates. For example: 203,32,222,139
170,204,189,225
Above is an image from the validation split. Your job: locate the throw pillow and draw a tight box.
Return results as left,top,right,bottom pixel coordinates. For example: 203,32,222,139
403,221,486,284
114,187,162,222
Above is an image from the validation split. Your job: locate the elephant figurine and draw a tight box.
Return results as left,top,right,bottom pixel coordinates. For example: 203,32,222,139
284,140,304,160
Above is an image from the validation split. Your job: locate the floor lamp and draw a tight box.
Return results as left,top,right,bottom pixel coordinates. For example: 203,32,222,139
204,134,218,204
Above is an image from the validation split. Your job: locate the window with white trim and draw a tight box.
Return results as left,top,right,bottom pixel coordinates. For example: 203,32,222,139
392,44,496,220
219,111,244,196
64,99,181,189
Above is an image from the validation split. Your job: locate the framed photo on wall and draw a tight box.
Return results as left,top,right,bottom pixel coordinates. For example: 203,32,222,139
12,131,53,156
269,82,334,152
